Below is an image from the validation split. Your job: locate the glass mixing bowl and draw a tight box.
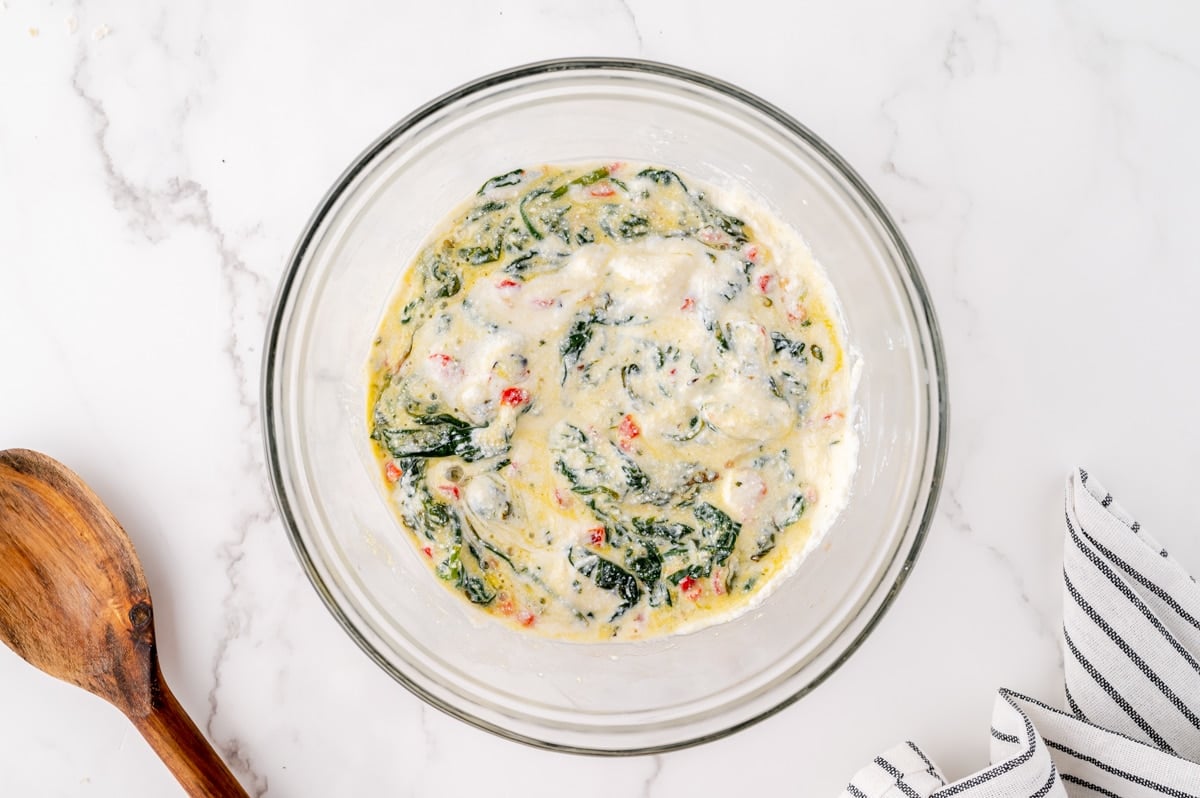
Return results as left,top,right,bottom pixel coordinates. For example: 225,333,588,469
264,58,947,754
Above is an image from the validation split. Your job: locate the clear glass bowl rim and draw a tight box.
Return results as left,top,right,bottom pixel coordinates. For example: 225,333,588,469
262,56,950,755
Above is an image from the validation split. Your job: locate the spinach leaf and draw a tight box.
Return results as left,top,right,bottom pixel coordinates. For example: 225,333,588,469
435,546,462,581
713,320,730,351
458,540,498,605
373,421,484,461
693,501,741,568
392,458,453,542
617,455,673,505
631,517,693,543
626,542,663,585
620,363,641,400
373,424,463,458
551,166,610,199
571,548,641,619
469,525,516,570
772,370,807,404
519,188,550,239
560,312,598,381
779,493,807,527
539,205,572,244
667,563,708,585
459,243,503,265
620,456,650,493
422,493,451,529
505,251,537,275
555,459,620,500
467,200,507,220
811,344,824,362
398,299,419,324
618,215,650,239
477,168,525,194
428,258,461,298
648,581,673,608
461,576,495,604
751,532,776,561
718,279,746,301
666,415,703,442
411,413,472,429
770,331,806,359
699,197,748,244
636,168,688,192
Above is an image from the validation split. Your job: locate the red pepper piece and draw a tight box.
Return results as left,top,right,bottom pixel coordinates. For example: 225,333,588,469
500,386,530,407
618,414,641,451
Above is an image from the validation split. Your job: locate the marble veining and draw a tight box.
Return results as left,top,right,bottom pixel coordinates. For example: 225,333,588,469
2,0,1199,795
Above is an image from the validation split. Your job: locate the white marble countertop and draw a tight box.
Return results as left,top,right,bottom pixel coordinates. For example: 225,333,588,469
3,1,1199,795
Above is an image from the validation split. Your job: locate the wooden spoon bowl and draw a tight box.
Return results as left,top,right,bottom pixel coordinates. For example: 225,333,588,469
0,448,248,797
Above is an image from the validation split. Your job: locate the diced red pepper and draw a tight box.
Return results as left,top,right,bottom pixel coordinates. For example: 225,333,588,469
554,488,570,508
496,278,520,289
607,161,624,173
500,386,530,407
533,297,556,308
757,273,772,293
428,353,454,368
618,414,641,451
680,297,695,311
679,576,701,600
517,609,536,627
588,183,616,197
746,245,760,263
422,546,433,558
384,461,403,483
588,527,606,546
822,411,845,423
438,484,461,500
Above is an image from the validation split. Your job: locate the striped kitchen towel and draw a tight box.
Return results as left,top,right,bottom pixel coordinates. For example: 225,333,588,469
841,469,1200,797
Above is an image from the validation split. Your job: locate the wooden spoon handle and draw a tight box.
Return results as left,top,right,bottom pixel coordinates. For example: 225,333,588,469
130,669,250,798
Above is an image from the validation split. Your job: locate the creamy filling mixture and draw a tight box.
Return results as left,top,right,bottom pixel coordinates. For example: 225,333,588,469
368,163,856,641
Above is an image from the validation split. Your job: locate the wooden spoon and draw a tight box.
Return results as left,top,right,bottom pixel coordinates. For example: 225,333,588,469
0,448,249,797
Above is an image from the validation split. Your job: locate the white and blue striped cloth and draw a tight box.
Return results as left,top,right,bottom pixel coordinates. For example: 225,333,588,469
842,469,1200,797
